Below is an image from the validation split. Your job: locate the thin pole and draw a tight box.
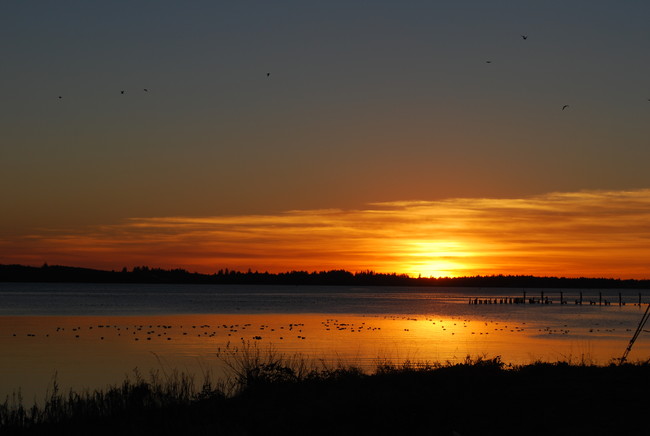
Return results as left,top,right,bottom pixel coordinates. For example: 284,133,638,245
620,303,650,364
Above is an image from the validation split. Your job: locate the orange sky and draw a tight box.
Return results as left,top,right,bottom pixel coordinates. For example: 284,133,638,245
3,188,650,279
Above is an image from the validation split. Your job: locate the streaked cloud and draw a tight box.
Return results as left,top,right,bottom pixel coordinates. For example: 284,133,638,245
3,189,650,278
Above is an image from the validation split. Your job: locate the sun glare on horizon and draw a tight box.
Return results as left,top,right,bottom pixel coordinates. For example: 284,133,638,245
399,241,473,278
4,189,650,280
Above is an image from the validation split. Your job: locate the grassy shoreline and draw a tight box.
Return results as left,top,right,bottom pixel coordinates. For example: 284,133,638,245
2,350,650,436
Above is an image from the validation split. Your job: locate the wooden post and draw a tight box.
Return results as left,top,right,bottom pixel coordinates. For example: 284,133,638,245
560,291,564,304
599,292,602,306
541,291,544,304
639,293,642,306
619,293,622,306
579,291,583,305
523,290,526,303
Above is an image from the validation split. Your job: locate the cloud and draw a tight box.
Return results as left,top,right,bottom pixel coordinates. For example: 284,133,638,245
3,189,650,278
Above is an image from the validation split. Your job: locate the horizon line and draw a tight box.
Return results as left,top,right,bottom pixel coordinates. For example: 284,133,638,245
2,263,649,282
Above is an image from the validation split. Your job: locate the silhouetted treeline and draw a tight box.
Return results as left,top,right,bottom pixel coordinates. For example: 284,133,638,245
1,263,649,288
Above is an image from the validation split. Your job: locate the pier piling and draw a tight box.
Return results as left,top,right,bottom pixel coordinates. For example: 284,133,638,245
467,292,643,306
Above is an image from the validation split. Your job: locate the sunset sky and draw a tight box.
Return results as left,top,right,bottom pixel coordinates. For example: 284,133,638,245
2,1,650,278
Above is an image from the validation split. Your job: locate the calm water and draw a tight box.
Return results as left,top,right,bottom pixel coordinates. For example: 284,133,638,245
2,283,650,402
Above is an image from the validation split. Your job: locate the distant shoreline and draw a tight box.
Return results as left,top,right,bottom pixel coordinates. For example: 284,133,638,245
2,263,650,289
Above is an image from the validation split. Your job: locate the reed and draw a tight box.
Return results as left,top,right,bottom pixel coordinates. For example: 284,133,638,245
2,346,650,435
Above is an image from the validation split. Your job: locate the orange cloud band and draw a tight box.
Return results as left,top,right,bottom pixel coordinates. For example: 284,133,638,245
3,189,650,278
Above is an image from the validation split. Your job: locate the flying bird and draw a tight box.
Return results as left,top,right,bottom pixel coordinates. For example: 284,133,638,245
58,96,62,99
120,90,125,94
521,35,528,40
143,88,148,92
562,105,569,110
266,72,270,77
485,60,492,63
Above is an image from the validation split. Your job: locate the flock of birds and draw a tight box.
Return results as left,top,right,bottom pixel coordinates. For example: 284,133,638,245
55,73,270,101
12,320,308,342
481,34,649,108
9,315,631,343
53,33,650,111
53,33,650,110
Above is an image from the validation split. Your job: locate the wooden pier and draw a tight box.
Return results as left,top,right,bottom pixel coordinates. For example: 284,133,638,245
468,291,645,306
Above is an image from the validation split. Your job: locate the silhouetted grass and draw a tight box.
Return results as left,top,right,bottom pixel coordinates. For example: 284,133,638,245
2,345,650,435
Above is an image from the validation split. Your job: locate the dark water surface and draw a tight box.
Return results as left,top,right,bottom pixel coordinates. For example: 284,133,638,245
2,282,648,316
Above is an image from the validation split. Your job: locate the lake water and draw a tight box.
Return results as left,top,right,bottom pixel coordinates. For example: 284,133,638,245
2,283,650,403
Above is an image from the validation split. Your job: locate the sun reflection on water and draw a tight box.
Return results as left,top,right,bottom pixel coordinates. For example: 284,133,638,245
1,311,645,402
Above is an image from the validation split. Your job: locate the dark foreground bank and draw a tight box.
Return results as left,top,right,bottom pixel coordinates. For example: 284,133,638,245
2,356,649,436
